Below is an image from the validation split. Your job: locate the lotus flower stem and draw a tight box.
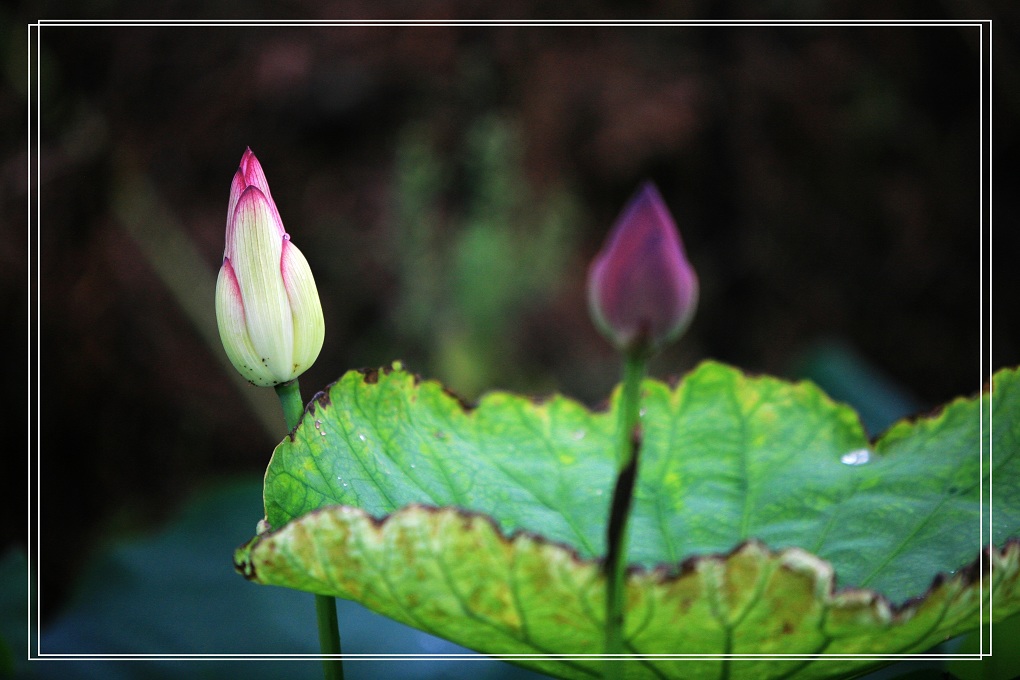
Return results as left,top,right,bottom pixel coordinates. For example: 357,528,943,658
603,350,647,675
314,595,344,680
275,379,345,680
588,182,696,676
274,380,305,431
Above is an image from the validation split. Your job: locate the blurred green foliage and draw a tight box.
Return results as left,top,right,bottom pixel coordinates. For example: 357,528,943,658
390,115,579,397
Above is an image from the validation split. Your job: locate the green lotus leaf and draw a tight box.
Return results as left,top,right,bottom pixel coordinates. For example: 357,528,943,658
236,361,1019,679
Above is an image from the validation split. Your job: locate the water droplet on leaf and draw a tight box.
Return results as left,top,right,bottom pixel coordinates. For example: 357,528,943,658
840,449,871,466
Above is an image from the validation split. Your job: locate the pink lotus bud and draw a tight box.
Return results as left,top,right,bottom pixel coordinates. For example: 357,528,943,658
215,148,324,386
587,182,698,354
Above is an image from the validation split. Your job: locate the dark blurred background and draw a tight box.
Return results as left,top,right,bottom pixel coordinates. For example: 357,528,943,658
7,2,1018,647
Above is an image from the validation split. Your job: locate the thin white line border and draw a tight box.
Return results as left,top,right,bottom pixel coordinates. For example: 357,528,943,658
26,16,995,666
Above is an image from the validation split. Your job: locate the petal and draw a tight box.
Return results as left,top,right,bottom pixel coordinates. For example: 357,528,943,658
240,147,273,201
281,238,325,377
215,259,277,386
225,168,248,254
237,148,285,234
231,186,293,383
587,182,698,352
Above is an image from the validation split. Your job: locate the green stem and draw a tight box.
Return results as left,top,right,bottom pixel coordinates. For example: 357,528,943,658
617,352,646,472
315,595,343,677
603,351,647,677
274,380,345,680
274,380,305,432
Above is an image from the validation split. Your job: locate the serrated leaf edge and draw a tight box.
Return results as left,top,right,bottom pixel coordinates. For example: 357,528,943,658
236,501,1020,626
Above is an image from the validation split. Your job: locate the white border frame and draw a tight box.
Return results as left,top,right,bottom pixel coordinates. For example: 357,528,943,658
27,17,994,666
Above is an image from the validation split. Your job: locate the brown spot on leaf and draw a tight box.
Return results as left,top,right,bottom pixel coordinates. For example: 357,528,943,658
233,553,258,581
441,386,475,412
312,388,331,408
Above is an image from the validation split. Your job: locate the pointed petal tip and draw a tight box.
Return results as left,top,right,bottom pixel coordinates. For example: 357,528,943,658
637,179,662,200
238,147,262,180
234,185,274,215
627,181,670,221
232,185,284,234
239,184,266,199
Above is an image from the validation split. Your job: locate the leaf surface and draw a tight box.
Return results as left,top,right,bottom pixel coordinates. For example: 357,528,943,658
237,362,1020,679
